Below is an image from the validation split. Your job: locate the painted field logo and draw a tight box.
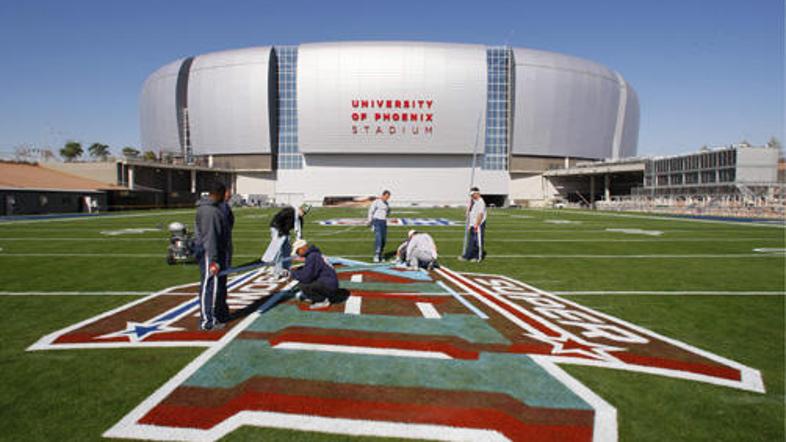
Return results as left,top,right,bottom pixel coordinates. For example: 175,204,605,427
30,259,765,441
319,218,460,226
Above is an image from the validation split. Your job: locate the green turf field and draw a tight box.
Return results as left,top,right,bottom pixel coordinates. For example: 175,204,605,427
0,207,783,441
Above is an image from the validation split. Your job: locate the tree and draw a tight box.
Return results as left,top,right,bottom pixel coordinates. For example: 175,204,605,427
59,141,83,162
142,150,157,162
767,136,782,150
122,146,140,158
88,142,110,161
13,144,33,162
40,149,56,162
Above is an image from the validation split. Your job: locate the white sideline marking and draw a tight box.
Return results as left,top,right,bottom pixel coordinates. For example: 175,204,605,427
605,228,663,236
415,302,441,319
344,296,362,315
554,208,786,229
100,228,161,236
545,220,581,224
556,291,786,296
350,274,363,283
273,342,452,360
0,291,149,296
531,356,618,442
753,247,786,254
0,209,194,225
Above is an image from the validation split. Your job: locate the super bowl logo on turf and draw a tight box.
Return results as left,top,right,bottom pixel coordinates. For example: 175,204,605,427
319,218,460,226
29,259,765,441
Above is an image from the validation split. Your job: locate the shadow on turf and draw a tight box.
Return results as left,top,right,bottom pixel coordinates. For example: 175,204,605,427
227,288,351,321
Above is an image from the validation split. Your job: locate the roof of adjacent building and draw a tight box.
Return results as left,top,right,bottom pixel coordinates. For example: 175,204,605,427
0,161,126,192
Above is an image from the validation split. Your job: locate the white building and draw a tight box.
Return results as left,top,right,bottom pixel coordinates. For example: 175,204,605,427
140,42,639,206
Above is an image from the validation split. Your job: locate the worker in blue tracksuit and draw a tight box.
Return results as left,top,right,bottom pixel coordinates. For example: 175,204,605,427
216,186,235,321
289,239,340,309
194,183,231,330
367,190,391,262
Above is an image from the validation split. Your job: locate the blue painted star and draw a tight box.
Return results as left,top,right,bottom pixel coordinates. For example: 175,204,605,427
98,321,184,343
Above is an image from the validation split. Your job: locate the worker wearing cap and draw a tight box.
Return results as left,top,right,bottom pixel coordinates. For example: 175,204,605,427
289,239,340,309
367,190,391,262
404,229,439,270
459,187,486,262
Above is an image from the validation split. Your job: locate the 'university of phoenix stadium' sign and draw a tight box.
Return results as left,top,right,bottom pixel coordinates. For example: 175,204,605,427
351,98,435,136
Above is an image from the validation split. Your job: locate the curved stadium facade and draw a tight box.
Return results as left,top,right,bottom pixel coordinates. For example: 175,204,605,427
140,42,639,205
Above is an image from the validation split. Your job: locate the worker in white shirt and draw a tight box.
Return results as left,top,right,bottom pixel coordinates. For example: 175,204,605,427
403,229,438,270
367,190,391,263
458,187,487,262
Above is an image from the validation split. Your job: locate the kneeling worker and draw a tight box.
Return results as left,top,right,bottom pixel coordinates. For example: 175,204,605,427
405,230,439,270
290,239,340,309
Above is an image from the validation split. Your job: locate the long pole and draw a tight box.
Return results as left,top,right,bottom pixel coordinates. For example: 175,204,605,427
462,114,483,257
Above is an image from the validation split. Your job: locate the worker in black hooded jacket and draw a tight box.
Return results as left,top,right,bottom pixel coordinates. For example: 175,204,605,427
262,204,310,277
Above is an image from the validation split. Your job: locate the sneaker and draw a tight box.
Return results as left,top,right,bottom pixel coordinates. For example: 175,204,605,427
200,321,226,331
456,256,468,261
294,291,305,302
372,256,381,263
309,300,331,310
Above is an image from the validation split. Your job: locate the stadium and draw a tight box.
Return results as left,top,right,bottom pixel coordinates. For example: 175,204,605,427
140,42,639,205
1,41,783,442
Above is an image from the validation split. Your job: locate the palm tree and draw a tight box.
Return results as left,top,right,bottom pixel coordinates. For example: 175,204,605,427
88,142,110,161
59,141,83,162
122,146,140,158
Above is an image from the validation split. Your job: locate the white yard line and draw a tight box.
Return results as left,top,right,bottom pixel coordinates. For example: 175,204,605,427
555,291,786,296
300,238,782,243
1,236,782,242
273,342,452,359
415,302,441,319
344,296,362,314
0,209,195,226
553,209,786,229
0,291,150,296
0,252,782,259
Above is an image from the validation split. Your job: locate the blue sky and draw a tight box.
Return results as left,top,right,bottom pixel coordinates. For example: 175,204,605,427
0,0,782,157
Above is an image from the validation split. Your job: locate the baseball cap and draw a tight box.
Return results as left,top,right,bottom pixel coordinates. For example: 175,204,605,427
407,229,417,238
291,239,308,256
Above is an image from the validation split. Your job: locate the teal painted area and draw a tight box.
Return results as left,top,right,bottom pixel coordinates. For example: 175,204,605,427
184,339,592,411
338,281,444,293
246,305,509,344
331,260,433,282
